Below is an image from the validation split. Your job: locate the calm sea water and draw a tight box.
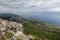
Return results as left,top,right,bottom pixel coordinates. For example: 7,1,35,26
19,12,60,26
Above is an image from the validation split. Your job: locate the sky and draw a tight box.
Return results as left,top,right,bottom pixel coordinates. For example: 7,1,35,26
0,0,60,25
0,0,60,13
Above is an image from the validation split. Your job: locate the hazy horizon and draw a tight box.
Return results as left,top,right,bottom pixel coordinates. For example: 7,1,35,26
0,0,60,26
15,12,60,26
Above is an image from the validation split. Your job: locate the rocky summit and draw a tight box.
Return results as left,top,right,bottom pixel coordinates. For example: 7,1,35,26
0,19,33,40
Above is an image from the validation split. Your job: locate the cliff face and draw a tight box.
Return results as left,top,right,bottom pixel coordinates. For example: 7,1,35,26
0,19,31,40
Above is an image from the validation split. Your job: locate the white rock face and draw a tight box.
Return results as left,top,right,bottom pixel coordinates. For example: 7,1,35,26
0,19,33,40
13,31,29,40
0,19,23,32
0,19,8,27
7,21,23,32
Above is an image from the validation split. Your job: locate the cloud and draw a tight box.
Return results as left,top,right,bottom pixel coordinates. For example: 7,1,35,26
0,0,60,13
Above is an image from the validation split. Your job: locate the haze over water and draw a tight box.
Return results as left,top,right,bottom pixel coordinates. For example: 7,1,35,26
19,12,60,26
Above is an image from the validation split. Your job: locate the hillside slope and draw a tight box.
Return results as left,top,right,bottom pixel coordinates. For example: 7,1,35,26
0,13,60,40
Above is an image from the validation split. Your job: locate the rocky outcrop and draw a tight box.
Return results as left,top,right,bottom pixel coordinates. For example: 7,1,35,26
0,19,33,40
0,19,23,32
11,31,29,40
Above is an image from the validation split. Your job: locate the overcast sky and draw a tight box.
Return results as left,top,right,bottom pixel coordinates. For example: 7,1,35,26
0,0,60,25
0,0,60,13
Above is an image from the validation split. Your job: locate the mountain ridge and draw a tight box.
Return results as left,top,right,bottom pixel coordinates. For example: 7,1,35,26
0,13,60,40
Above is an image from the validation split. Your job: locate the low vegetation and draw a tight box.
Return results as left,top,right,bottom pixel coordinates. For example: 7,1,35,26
0,13,60,40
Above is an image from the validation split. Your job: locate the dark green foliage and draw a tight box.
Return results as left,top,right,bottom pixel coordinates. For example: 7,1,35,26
23,22,60,40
